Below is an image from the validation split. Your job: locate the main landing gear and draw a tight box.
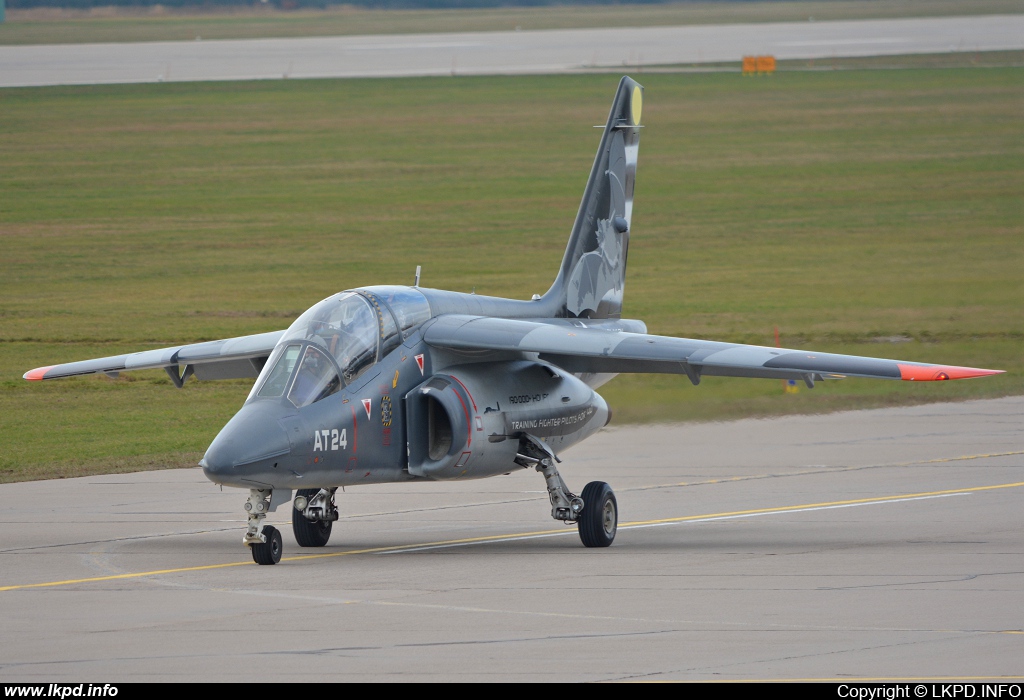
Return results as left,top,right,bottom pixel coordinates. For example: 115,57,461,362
292,487,338,548
517,437,618,548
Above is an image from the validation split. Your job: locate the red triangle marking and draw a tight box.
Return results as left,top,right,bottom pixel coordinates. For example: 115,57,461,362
361,398,372,419
415,354,425,375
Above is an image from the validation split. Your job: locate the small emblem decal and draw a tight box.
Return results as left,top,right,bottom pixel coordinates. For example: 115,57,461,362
381,394,393,447
415,354,425,375
392,370,399,389
361,398,372,419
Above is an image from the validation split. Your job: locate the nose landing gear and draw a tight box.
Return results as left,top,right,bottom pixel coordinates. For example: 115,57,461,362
243,488,285,565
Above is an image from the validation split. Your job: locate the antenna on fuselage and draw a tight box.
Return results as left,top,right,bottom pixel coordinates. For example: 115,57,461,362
414,265,421,287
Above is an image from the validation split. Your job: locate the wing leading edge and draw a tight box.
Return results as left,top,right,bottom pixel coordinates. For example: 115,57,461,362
23,330,285,385
423,315,1002,384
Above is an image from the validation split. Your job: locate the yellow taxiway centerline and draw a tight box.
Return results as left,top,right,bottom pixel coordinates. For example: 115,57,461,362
1,480,1021,592
620,480,1024,528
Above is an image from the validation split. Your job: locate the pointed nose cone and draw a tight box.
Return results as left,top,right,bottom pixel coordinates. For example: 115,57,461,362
201,401,294,487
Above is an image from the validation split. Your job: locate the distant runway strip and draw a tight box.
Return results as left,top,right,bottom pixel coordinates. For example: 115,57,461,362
1,14,1022,88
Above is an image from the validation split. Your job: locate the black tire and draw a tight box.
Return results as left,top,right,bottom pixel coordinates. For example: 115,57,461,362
577,481,617,548
251,525,283,565
292,488,333,548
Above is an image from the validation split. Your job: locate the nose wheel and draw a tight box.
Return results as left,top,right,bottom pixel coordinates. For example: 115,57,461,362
250,525,283,565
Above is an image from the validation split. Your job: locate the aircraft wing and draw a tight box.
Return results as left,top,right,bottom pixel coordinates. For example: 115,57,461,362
423,315,1002,384
23,330,285,385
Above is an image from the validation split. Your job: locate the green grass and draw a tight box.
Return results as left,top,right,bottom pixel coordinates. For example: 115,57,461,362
1,0,1021,45
1,65,1021,482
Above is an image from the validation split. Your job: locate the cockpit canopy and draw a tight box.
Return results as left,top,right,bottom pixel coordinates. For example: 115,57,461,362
248,286,431,408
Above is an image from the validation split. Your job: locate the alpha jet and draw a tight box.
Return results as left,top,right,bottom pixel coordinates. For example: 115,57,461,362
25,77,1002,564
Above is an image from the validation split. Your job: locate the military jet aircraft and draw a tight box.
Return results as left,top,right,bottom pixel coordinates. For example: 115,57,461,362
24,77,1002,565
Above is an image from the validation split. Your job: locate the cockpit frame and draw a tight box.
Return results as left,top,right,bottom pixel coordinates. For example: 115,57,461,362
247,287,431,408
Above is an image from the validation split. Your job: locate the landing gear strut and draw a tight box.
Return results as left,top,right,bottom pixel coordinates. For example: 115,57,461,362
243,488,282,565
537,460,584,522
517,436,618,548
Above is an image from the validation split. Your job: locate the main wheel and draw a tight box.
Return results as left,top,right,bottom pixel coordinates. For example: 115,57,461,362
292,488,333,547
577,481,617,548
251,525,283,565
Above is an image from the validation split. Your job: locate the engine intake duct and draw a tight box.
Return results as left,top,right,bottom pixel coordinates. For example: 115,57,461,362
406,375,471,478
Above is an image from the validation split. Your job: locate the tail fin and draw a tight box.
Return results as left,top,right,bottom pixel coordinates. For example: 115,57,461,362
544,76,643,319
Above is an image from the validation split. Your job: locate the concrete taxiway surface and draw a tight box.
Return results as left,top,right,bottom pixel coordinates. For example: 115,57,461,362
0,396,1021,681
1,15,1023,87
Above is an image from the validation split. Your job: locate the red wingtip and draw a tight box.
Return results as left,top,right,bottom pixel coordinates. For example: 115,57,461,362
23,366,54,381
898,364,1005,381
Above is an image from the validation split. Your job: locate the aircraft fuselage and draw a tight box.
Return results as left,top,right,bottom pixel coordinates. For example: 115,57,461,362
200,286,612,492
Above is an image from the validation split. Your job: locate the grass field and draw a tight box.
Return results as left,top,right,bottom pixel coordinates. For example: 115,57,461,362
1,64,1021,482
2,0,1022,45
